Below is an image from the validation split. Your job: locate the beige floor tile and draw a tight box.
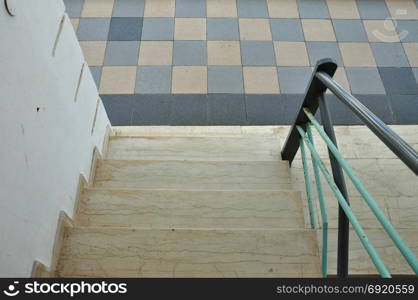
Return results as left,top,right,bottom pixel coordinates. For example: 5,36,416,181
70,18,80,32
326,0,360,19
243,67,280,94
403,43,418,67
139,41,173,65
208,41,241,65
175,18,206,41
206,0,237,17
274,42,309,67
363,20,400,43
267,0,299,18
172,66,207,94
79,41,107,66
144,0,175,17
326,67,351,94
239,19,272,41
385,0,418,19
81,0,114,18
339,42,376,67
302,19,336,42
100,66,137,94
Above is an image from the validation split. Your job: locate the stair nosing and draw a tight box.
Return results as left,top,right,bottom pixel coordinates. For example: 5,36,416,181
82,187,300,193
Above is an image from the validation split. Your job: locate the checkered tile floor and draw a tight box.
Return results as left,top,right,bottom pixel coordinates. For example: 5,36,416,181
64,0,418,125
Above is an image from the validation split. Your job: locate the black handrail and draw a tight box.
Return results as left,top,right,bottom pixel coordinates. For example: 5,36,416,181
316,71,418,176
282,59,418,176
281,59,418,277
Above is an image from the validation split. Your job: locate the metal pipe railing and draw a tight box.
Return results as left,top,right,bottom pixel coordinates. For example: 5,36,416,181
306,123,329,277
315,71,418,176
304,108,418,275
282,59,418,278
296,125,392,278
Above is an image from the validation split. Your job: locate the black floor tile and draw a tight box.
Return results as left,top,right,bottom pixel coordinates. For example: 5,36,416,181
378,67,418,95
325,94,395,125
170,94,208,125
245,94,303,125
354,94,395,124
390,95,418,124
100,94,134,125
108,17,143,41
131,94,172,125
207,94,246,125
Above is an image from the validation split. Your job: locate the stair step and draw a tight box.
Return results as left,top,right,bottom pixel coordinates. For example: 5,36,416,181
77,189,305,228
107,136,281,161
321,229,418,276
57,228,321,277
111,126,285,138
94,160,292,190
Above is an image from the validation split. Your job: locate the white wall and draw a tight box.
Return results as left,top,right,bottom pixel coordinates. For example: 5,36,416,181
0,0,110,276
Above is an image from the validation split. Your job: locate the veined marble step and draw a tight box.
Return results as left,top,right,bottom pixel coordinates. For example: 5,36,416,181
106,136,281,161
94,160,293,190
320,229,418,276
57,228,321,277
77,189,304,228
111,126,286,138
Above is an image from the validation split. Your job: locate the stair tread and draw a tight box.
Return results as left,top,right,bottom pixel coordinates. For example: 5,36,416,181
77,189,305,228
111,126,286,138
107,136,281,161
94,160,292,190
58,228,321,278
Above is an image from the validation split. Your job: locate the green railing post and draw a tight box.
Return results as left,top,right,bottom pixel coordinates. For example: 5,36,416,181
303,108,418,275
306,123,329,277
299,134,317,229
296,125,392,278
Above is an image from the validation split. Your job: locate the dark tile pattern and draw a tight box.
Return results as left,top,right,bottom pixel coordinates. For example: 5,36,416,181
390,95,418,124
101,93,418,126
132,94,171,125
67,0,418,126
379,67,418,95
175,0,206,17
207,94,246,125
170,95,208,125
64,0,85,18
108,17,143,41
237,0,269,18
297,0,329,19
101,94,134,125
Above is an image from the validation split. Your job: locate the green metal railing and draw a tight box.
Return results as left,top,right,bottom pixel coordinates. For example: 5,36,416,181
282,59,418,278
296,109,418,278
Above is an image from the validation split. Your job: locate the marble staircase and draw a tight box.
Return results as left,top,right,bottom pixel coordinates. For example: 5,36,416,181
56,126,321,277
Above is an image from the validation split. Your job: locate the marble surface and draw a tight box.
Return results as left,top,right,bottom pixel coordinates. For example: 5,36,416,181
94,159,292,190
57,228,320,277
56,125,418,277
107,136,281,161
321,229,418,275
78,189,304,228
111,125,285,137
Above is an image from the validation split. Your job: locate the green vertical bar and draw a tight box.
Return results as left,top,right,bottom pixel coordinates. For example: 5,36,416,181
307,123,328,278
299,133,317,229
304,108,418,275
322,221,329,277
296,125,391,278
